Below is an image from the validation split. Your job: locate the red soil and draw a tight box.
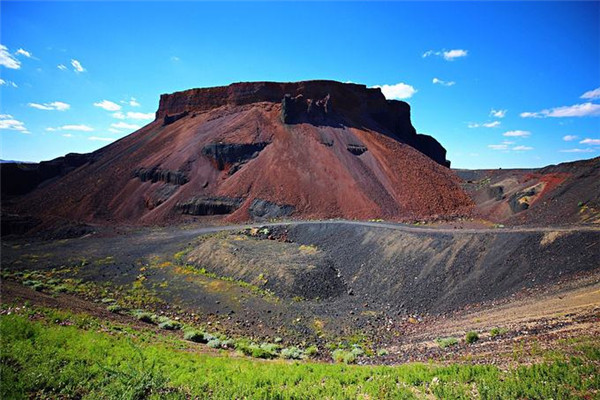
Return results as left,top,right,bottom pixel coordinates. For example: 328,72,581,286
14,81,473,225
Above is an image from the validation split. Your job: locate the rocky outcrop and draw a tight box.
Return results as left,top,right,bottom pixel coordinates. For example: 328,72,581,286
176,196,243,216
201,142,269,171
346,144,368,156
249,199,295,220
155,81,450,167
163,111,188,126
134,166,189,185
1,153,94,197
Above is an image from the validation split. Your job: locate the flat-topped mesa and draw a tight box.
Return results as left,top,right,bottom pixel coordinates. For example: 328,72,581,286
156,80,450,167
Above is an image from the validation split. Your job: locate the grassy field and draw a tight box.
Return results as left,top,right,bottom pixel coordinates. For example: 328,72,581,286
1,306,599,399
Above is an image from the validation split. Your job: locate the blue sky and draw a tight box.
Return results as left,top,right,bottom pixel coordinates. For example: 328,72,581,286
1,1,599,168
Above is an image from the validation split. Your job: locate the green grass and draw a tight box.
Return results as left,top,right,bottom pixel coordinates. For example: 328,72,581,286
1,310,599,399
436,337,459,349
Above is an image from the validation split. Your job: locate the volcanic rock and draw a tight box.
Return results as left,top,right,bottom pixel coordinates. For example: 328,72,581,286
9,80,473,225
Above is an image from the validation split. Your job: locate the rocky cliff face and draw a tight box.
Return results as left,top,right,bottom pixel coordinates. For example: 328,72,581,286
157,81,450,167
9,80,471,227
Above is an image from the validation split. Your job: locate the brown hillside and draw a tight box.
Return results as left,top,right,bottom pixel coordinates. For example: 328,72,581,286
13,81,473,224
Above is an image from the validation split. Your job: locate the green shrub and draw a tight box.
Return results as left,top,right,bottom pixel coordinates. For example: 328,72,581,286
436,337,459,349
377,349,389,356
183,330,206,343
107,304,122,313
207,339,222,349
221,339,235,349
466,331,479,344
490,327,509,338
158,319,181,330
332,349,357,364
350,345,364,357
132,310,156,324
304,345,319,358
101,298,116,304
281,346,304,360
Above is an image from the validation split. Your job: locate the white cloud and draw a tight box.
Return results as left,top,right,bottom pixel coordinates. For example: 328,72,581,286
57,64,67,70
89,136,115,142
171,56,180,62
559,148,596,153
28,101,70,111
371,83,417,100
488,144,509,150
94,100,121,111
108,128,123,133
0,44,21,69
432,77,455,86
112,111,125,119
521,102,600,118
483,121,500,128
0,78,18,88
503,130,531,137
580,138,600,145
62,133,74,138
581,87,600,100
468,121,500,128
71,59,85,72
490,109,507,118
15,48,32,58
0,114,29,133
513,145,533,151
562,135,578,141
126,112,154,120
129,97,140,107
111,122,141,130
47,124,93,132
443,49,468,60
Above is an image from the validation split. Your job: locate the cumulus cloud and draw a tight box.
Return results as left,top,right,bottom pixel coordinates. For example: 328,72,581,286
129,97,140,107
111,122,141,130
521,103,600,118
71,59,85,72
89,136,115,142
503,130,531,137
513,145,533,151
423,49,468,61
490,109,507,118
62,133,74,138
112,112,125,119
15,48,32,58
371,83,417,99
488,144,509,150
28,101,70,111
0,44,21,69
562,135,578,141
580,138,600,145
0,114,29,133
581,87,600,100
0,78,18,88
468,121,500,128
559,148,596,153
46,124,93,132
432,77,455,86
94,100,121,111
57,64,67,70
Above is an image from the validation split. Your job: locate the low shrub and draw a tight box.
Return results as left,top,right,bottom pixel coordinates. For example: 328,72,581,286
377,349,389,356
183,330,206,343
436,337,459,349
281,346,304,360
304,345,319,358
107,304,122,313
466,331,479,344
158,319,182,330
332,349,357,364
207,339,222,349
132,310,156,324
490,327,509,338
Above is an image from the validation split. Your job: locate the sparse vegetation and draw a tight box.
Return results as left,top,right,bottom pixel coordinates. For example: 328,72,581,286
1,306,600,399
436,337,459,349
490,327,509,338
466,331,479,344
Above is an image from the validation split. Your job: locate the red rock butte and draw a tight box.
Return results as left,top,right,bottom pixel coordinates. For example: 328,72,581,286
14,80,473,224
